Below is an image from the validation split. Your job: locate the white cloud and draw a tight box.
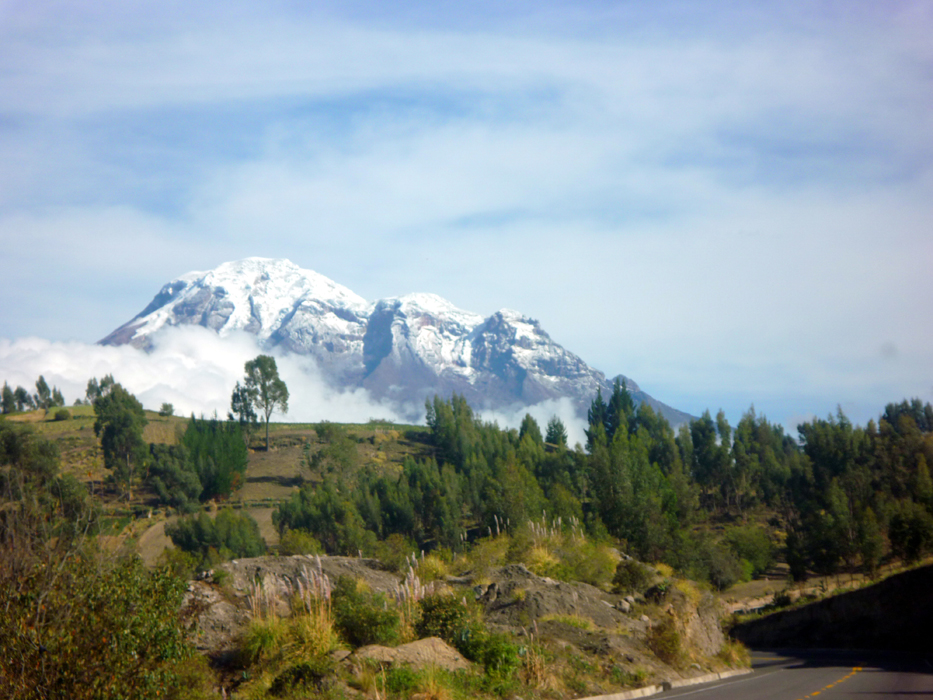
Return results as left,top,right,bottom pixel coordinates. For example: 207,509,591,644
0,327,408,424
478,397,588,450
0,1,931,434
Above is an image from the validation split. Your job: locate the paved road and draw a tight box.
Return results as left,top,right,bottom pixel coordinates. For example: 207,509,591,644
659,650,933,700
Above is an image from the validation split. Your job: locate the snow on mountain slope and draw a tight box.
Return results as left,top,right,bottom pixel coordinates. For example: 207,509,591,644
100,258,692,425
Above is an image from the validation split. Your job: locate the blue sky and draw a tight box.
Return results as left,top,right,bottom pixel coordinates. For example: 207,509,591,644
1,0,931,434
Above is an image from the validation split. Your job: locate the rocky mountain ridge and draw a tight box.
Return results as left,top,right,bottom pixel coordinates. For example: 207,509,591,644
100,258,693,425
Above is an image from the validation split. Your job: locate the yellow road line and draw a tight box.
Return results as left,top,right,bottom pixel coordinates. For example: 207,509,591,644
796,666,862,700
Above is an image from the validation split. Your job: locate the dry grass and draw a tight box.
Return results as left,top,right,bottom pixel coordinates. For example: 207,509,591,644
673,578,704,606
540,614,597,631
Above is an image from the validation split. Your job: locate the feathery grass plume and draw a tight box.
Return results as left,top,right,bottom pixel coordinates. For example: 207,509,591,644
393,565,438,640
288,561,339,660
244,577,288,662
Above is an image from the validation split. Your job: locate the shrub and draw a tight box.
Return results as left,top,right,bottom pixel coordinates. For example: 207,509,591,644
725,525,774,578
159,403,175,417
417,593,474,643
646,619,684,667
269,658,334,697
705,543,743,591
889,501,933,562
716,639,751,667
279,529,323,556
385,666,420,694
470,631,521,681
559,541,619,587
613,559,654,595
165,509,266,569
244,616,289,663
0,553,194,698
53,408,70,421
331,576,400,647
157,548,200,581
417,552,449,581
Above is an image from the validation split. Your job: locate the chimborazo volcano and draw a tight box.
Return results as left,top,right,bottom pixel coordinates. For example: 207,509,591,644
100,258,693,425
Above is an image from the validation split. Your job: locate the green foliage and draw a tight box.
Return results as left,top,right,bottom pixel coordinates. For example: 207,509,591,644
0,422,196,699
613,559,654,595
159,402,175,417
0,553,195,699
278,528,324,556
229,380,259,446
331,576,400,647
545,416,568,447
13,385,34,412
308,422,359,475
243,354,289,451
519,414,543,445
53,408,70,421
1,381,14,414
182,415,248,500
85,374,115,404
889,500,933,562
462,630,521,682
165,508,266,568
157,547,201,581
724,525,774,578
385,666,420,694
93,382,147,499
417,592,474,643
273,480,377,555
148,443,202,511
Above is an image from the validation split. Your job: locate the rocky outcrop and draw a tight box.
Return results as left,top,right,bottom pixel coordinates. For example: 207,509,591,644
350,638,471,672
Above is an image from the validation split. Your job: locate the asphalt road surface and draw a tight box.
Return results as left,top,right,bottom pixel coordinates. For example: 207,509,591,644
658,650,933,700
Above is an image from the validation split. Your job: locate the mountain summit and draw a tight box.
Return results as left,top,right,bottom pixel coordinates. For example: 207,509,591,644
101,258,692,425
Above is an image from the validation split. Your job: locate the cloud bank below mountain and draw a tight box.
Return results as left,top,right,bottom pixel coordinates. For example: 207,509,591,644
0,327,588,445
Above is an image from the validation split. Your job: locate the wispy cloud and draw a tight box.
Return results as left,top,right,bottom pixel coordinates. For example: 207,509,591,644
0,0,931,431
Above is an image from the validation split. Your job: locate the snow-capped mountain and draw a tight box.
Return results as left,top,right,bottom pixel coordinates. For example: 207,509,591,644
100,258,693,425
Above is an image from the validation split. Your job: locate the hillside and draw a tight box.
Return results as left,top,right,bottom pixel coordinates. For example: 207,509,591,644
1,405,748,699
4,385,933,698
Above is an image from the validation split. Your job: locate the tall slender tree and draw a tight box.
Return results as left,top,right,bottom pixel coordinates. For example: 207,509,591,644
1,382,14,414
242,355,289,451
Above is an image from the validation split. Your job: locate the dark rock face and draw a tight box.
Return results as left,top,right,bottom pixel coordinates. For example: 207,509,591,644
731,563,933,652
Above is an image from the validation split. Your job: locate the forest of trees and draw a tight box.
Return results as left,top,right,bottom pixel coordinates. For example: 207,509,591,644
275,386,933,589
3,367,932,589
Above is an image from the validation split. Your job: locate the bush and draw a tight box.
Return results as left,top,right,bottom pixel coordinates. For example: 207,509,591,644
889,501,933,563
725,525,774,578
0,553,195,698
466,631,521,681
559,541,619,587
269,658,334,697
331,576,400,647
165,509,266,569
278,528,323,556
646,618,684,667
417,593,474,643
53,408,70,421
613,559,654,595
159,403,175,417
